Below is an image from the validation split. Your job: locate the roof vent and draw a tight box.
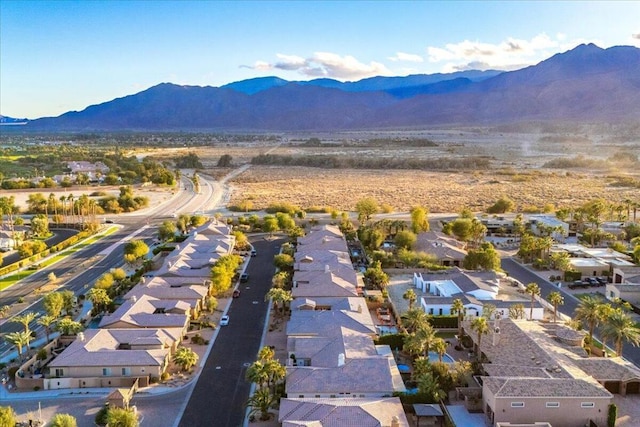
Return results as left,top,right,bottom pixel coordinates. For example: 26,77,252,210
338,353,345,367
78,332,85,342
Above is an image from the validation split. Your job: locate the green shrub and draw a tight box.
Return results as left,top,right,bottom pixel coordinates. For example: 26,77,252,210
95,406,109,426
608,403,617,427
374,333,405,351
429,315,458,329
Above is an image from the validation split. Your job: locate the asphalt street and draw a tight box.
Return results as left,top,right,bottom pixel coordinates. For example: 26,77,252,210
178,236,285,427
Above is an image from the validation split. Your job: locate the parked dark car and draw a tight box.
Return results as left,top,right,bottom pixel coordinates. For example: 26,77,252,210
233,289,241,298
240,273,249,282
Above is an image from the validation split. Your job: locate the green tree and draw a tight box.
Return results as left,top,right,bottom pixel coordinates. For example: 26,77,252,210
355,197,378,223
43,292,65,318
262,216,279,237
0,406,17,427
487,196,515,214
601,309,640,357
275,212,296,231
525,282,540,320
4,331,31,361
403,288,417,310
470,316,489,361
401,308,430,334
50,413,78,427
271,271,290,289
158,220,178,241
173,347,199,372
273,254,294,270
463,242,501,271
451,298,466,338
410,206,430,233
55,318,84,336
31,213,50,237
87,288,112,314
574,295,605,344
123,239,149,266
394,230,417,250
11,311,38,337
105,407,139,427
363,260,389,288
547,291,564,323
37,315,57,344
246,388,275,421
432,337,448,363
265,287,292,316
94,273,115,290
217,154,233,167
416,371,446,403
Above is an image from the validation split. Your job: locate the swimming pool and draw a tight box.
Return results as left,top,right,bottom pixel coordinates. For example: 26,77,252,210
429,352,455,364
377,325,399,335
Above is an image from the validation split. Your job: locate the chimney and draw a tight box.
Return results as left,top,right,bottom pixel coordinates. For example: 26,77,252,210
492,326,500,346
132,296,137,303
357,304,362,313
338,353,345,367
391,416,399,427
324,264,330,273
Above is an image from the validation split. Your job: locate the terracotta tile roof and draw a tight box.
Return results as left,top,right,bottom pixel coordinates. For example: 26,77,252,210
99,295,189,329
483,377,612,398
572,358,640,382
279,397,410,427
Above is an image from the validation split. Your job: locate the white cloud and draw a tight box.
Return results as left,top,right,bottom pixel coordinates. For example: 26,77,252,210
633,33,640,40
244,52,391,80
428,33,604,73
388,52,423,62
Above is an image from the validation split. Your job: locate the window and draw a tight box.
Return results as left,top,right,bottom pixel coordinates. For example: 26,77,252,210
581,402,595,408
102,368,112,376
546,402,559,408
122,367,131,376
511,402,525,408
54,368,64,377
438,308,443,315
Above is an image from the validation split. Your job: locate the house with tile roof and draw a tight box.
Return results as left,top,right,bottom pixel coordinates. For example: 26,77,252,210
124,276,208,317
292,267,363,298
279,397,410,426
465,318,618,426
46,328,181,389
98,294,190,333
415,268,544,320
414,231,467,267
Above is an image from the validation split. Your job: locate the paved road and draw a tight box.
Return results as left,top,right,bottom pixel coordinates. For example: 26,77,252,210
178,236,284,427
501,257,640,367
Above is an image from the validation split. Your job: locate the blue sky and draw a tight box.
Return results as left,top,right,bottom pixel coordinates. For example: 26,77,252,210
1,1,639,119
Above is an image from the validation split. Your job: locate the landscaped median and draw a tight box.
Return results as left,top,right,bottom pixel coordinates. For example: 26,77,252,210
0,226,120,292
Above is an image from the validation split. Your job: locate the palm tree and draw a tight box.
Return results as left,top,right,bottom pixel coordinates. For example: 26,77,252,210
173,347,199,372
246,360,270,389
470,317,489,361
11,311,38,336
4,330,31,361
601,309,640,357
264,359,286,396
547,291,564,323
403,288,417,310
574,295,605,344
451,298,466,339
86,287,112,314
525,282,540,320
401,308,430,334
37,315,58,343
432,337,448,363
265,288,292,317
414,323,436,357
482,303,497,320
246,388,275,421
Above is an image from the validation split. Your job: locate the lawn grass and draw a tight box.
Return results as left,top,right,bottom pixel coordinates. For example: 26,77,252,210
0,226,118,292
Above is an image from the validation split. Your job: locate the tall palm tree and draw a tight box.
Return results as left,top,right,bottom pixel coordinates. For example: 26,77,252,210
401,308,430,334
173,347,199,372
265,288,292,317
11,311,38,338
4,330,31,361
37,315,57,344
264,359,286,396
415,323,436,357
525,282,540,320
432,337,448,363
470,317,489,361
601,309,640,357
547,291,564,323
574,295,605,344
451,298,466,339
403,288,417,310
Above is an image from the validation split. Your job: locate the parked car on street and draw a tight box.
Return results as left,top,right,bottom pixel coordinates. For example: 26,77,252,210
220,315,229,326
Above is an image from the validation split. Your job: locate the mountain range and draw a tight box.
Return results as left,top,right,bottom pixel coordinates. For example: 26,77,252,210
6,43,640,131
